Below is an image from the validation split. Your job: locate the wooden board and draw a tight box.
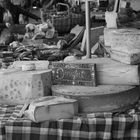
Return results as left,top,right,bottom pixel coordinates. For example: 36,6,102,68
72,58,140,85
52,62,96,86
52,85,139,113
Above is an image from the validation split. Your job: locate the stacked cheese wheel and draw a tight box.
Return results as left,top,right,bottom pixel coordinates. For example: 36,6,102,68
51,58,140,113
52,85,139,113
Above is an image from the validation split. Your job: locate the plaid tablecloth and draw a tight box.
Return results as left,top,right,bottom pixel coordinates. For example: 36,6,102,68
0,105,140,140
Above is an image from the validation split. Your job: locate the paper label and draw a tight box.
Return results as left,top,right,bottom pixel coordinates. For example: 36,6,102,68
52,62,96,86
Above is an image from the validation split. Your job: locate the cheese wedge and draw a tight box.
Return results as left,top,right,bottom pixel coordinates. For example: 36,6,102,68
12,61,49,70
111,50,140,65
0,69,52,105
24,96,78,122
111,28,140,53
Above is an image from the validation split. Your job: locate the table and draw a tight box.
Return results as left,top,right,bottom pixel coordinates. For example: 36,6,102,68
0,104,140,140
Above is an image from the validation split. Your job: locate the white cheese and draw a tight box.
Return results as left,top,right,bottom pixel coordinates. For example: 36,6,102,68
0,69,52,105
71,58,140,85
111,50,140,65
111,28,140,53
104,28,118,46
24,96,78,122
12,61,49,70
21,63,36,71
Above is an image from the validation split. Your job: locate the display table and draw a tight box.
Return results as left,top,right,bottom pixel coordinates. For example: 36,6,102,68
0,105,139,140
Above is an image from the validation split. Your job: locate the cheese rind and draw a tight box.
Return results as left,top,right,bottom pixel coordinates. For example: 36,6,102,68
111,28,140,53
111,50,140,65
52,85,139,113
71,58,140,85
25,96,78,122
0,69,52,105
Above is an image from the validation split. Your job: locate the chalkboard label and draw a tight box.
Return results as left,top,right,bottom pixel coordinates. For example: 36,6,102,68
52,62,96,86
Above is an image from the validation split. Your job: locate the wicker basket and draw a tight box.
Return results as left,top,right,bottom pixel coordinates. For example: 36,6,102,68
71,12,85,28
41,3,71,34
40,8,56,23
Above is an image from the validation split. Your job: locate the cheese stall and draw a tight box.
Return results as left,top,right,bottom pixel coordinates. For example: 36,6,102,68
0,0,140,140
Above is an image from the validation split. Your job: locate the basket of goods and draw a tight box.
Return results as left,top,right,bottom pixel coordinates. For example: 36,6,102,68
70,5,85,28
41,3,71,34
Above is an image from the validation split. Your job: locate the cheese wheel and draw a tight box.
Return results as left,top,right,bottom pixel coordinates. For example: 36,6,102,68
52,85,139,113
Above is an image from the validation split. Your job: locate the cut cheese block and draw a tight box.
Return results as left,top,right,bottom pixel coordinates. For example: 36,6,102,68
24,96,78,122
0,69,52,105
104,27,118,46
111,50,140,65
71,58,140,85
52,85,140,113
12,61,49,70
111,28,140,53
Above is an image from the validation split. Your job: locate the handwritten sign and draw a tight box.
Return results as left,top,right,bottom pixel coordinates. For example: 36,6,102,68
52,62,96,86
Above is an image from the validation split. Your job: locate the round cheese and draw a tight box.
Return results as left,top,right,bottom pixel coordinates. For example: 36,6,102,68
52,85,139,113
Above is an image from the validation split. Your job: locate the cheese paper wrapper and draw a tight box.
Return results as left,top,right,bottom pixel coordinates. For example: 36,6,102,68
24,96,78,122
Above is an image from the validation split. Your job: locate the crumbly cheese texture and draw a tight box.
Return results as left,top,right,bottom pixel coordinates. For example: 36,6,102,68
0,69,52,105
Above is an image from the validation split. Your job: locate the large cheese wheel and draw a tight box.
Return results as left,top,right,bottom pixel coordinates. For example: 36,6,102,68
52,85,139,113
71,58,140,85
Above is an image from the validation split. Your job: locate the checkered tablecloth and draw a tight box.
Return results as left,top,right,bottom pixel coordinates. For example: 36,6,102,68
0,105,140,140
0,105,20,140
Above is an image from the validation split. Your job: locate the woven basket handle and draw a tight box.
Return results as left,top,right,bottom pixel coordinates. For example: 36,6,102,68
56,3,70,16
